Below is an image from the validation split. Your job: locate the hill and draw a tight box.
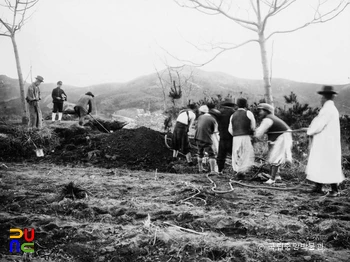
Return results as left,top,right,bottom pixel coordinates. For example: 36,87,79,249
1,68,350,119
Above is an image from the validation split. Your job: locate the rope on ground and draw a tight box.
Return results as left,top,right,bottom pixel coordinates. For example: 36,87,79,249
177,182,207,206
230,179,306,191
206,173,306,193
206,173,235,194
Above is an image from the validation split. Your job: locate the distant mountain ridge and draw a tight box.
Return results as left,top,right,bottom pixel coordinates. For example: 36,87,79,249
1,67,350,118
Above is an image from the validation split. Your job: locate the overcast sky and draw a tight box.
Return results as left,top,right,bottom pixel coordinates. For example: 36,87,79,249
1,0,349,87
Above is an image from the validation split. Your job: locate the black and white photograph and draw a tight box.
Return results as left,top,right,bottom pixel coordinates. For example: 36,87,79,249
1,0,350,261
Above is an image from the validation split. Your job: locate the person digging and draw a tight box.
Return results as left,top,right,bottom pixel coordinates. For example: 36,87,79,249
74,92,94,126
171,103,197,165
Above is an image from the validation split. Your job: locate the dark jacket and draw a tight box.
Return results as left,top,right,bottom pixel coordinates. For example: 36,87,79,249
195,113,217,144
230,110,253,136
266,114,290,141
218,106,235,140
52,87,67,103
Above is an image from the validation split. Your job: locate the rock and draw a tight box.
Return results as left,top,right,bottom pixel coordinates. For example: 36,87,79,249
105,246,116,252
304,256,312,261
87,150,101,160
279,210,289,215
111,207,127,217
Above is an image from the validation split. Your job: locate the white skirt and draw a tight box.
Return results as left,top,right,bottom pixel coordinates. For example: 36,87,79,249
268,132,292,165
232,135,255,173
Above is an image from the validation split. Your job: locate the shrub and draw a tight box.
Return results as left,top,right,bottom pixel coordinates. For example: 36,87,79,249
0,124,60,160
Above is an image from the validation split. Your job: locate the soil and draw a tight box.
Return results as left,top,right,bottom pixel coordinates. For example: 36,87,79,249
1,121,350,262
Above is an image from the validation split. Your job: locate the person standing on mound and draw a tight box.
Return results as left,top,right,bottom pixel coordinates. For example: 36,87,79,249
51,81,67,122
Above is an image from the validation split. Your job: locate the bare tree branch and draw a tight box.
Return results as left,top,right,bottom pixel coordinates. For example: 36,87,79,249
0,17,12,31
161,38,258,68
265,1,349,41
175,0,259,29
172,0,349,104
261,0,297,33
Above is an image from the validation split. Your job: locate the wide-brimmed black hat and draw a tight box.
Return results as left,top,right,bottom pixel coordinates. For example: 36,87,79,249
317,85,337,95
220,98,235,107
85,92,95,97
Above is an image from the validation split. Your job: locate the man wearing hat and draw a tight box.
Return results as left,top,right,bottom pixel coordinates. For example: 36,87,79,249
74,92,94,126
195,105,219,173
255,103,292,184
51,81,67,123
171,103,197,165
305,85,344,196
26,75,44,129
228,98,256,178
216,98,236,174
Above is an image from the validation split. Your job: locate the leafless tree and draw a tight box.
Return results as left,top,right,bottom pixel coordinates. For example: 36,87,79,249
174,0,349,105
155,65,197,109
0,0,39,123
154,67,168,111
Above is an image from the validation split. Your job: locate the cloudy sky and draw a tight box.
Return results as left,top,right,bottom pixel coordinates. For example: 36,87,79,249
1,0,349,87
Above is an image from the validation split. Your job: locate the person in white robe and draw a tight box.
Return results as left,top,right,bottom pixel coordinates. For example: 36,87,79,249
305,85,344,197
228,98,256,178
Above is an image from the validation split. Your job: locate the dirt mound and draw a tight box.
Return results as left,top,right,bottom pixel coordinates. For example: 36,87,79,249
0,122,191,172
50,126,175,172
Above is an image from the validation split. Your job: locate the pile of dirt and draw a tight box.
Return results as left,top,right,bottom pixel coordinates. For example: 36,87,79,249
50,126,176,172
0,122,194,173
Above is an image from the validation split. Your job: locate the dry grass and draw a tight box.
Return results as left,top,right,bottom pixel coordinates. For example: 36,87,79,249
0,125,60,159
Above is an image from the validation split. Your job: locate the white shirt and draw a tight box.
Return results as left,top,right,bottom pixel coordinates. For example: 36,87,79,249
176,110,196,129
255,118,274,139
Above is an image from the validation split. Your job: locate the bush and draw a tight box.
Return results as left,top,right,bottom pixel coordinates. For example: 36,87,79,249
0,124,60,160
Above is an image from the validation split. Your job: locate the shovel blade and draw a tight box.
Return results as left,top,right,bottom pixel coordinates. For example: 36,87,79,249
36,149,44,157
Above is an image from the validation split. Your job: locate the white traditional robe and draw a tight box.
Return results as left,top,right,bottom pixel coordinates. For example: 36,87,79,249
229,109,256,172
306,100,344,184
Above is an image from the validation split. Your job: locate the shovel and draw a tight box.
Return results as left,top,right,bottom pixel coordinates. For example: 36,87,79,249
28,137,44,157
87,113,111,133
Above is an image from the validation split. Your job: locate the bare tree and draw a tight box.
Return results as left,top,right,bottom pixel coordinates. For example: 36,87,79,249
0,0,39,123
155,65,197,110
174,67,195,106
154,67,168,111
174,0,349,105
169,80,182,108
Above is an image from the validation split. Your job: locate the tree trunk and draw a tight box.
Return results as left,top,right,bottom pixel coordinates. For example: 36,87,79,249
162,89,166,111
258,33,273,105
11,35,28,123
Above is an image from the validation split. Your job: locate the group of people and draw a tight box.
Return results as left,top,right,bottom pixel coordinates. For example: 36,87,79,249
25,75,95,129
25,76,344,197
172,85,345,197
